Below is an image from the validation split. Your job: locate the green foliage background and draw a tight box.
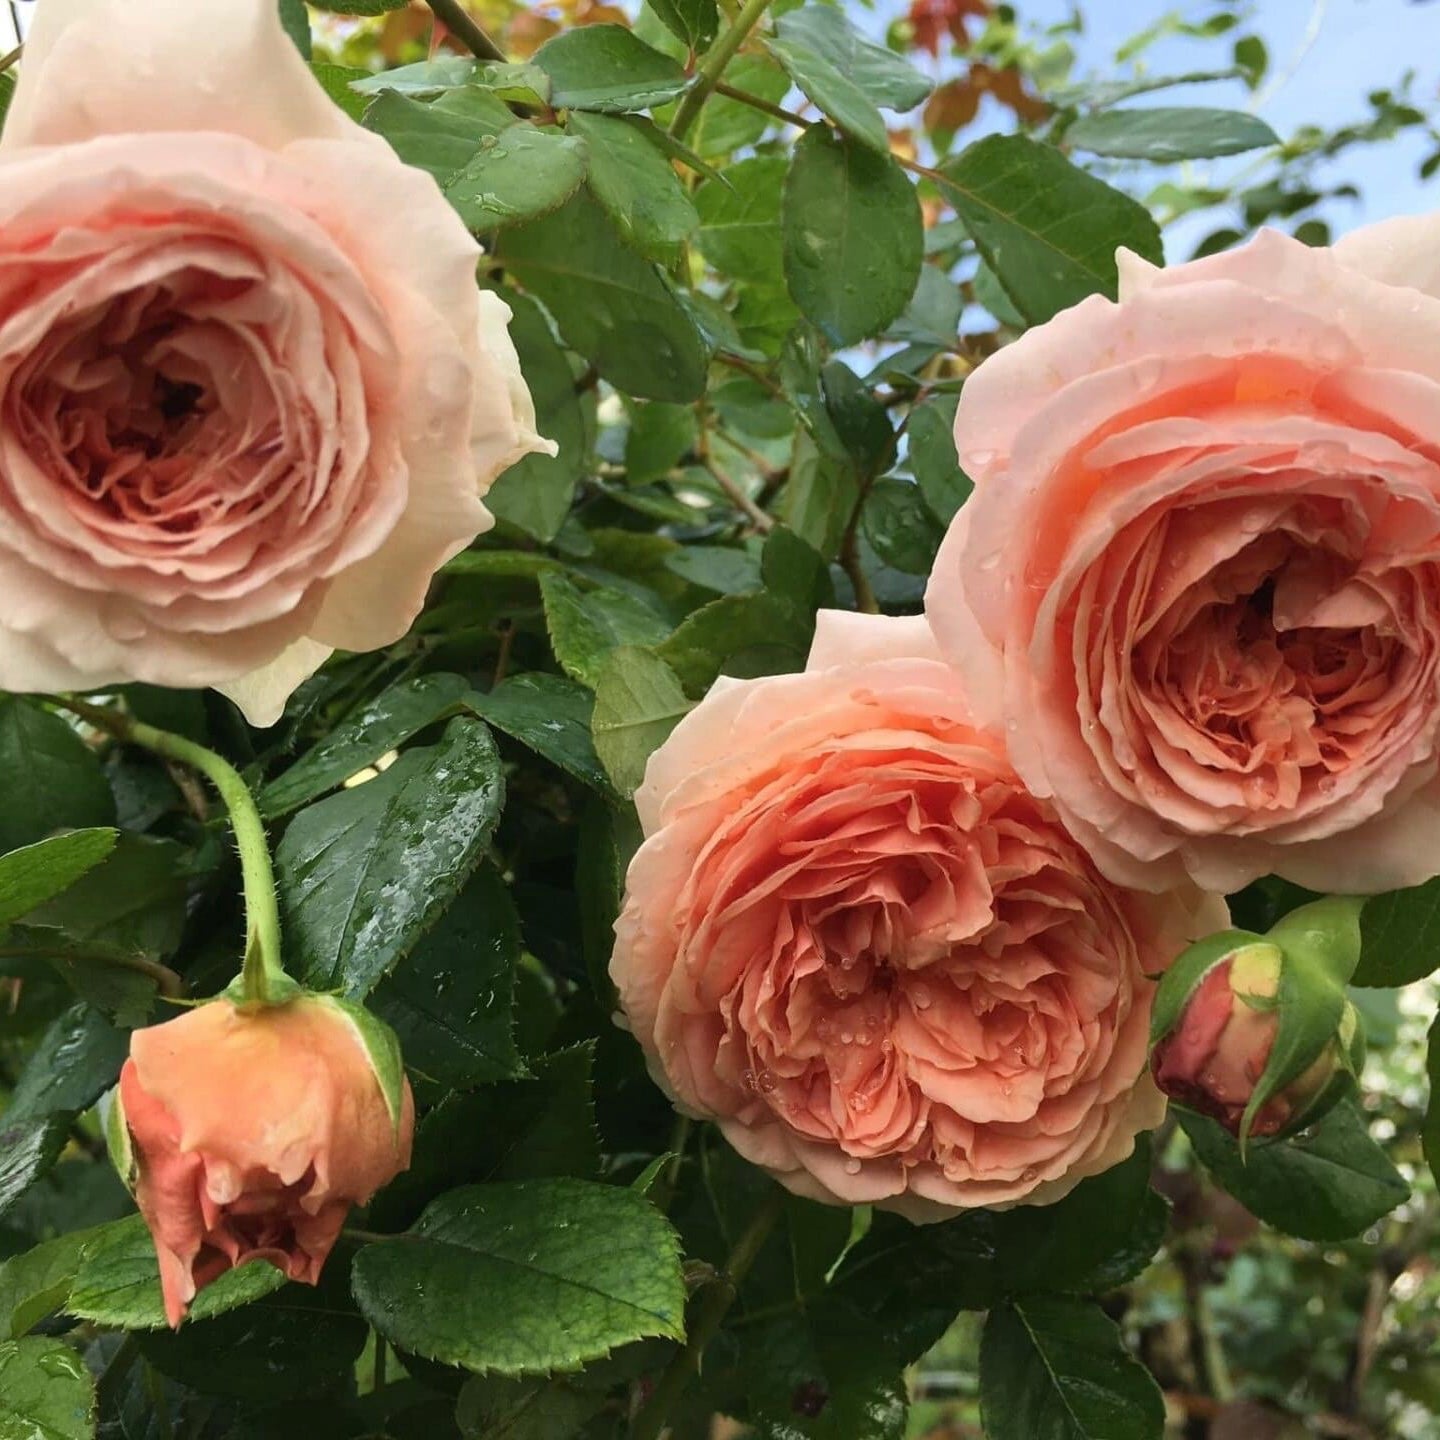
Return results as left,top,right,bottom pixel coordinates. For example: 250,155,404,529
2,2,1439,1438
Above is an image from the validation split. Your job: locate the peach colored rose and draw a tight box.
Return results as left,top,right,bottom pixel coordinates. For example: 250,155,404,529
610,612,1226,1218
115,995,413,1326
926,226,1440,895
0,0,550,725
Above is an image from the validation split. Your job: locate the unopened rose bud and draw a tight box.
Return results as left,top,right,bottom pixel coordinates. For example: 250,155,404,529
111,994,413,1326
1151,941,1358,1140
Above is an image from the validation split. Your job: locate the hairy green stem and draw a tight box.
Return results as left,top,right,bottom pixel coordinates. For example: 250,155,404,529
53,697,285,1006
669,0,777,141
629,1185,786,1440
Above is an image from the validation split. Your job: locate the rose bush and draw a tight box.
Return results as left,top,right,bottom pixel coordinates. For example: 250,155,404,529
927,228,1440,894
0,0,548,725
0,1,1437,1437
612,612,1226,1214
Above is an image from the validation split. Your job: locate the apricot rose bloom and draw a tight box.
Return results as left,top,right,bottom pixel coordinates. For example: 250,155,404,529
0,0,550,725
115,996,414,1326
610,613,1225,1217
927,226,1440,894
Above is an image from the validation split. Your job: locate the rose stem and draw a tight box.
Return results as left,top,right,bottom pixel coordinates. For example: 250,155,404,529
669,0,778,142
628,1184,786,1440
50,696,286,1006
423,0,506,64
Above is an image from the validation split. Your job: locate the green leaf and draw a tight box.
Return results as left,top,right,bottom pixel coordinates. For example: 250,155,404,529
311,62,370,121
0,698,115,856
980,1297,1165,1440
456,1373,606,1440
862,478,945,575
822,359,895,478
763,525,835,614
260,673,476,818
352,56,477,97
936,135,1164,325
376,1044,601,1229
695,155,788,285
363,88,515,179
767,6,931,153
277,718,504,997
0,1115,69,1221
446,128,589,233
665,546,764,595
352,1179,686,1375
310,0,409,12
590,647,692,797
0,1337,95,1440
471,673,612,793
567,113,699,266
19,833,188,963
541,573,674,690
625,402,698,487
497,192,710,402
1179,1101,1410,1241
138,1265,367,1402
66,1214,288,1329
577,798,642,1002
1047,68,1245,109
278,0,311,57
469,61,554,107
783,128,923,347
0,829,117,929
1067,106,1279,162
1355,878,1440,986
485,289,589,544
646,0,718,49
988,1141,1163,1296
783,431,859,561
745,1305,908,1440
533,26,691,113
907,394,969,523
5,1003,129,1127
368,865,525,1091
0,1228,103,1341
655,591,811,696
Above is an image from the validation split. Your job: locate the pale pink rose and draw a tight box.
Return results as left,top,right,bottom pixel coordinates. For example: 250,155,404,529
0,0,551,725
610,612,1225,1218
926,225,1440,894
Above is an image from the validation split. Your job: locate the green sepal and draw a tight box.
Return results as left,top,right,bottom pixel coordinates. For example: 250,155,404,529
314,995,409,1139
1149,929,1267,1045
1266,895,1367,986
104,1085,135,1194
1238,954,1349,1153
219,969,304,1012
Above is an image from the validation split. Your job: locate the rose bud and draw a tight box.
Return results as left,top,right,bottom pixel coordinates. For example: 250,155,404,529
1150,916,1363,1143
109,994,413,1326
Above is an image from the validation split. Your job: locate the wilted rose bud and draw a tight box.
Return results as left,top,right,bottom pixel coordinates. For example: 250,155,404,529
1151,941,1357,1140
111,994,413,1326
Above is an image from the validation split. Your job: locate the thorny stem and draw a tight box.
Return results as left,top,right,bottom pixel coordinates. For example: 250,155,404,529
423,0,506,64
52,697,286,1007
628,1186,786,1440
668,0,777,142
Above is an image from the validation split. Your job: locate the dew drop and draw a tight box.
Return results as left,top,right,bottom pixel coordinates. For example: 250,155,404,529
843,1157,863,1175
978,550,1003,572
